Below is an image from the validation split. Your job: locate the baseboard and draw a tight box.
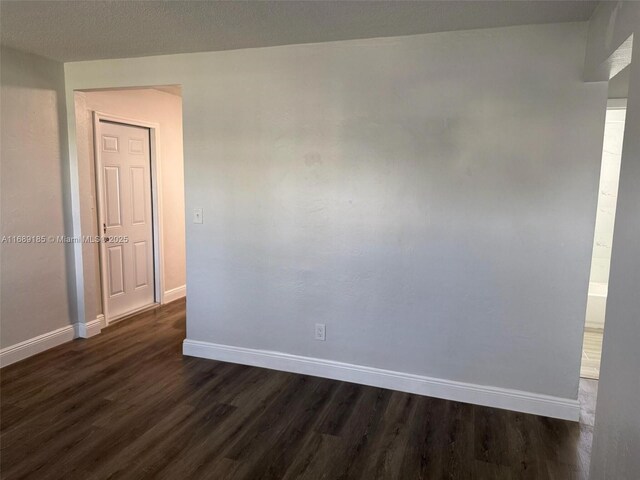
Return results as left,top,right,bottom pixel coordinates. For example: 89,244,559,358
1,324,76,368
183,339,580,421
163,285,186,303
76,314,105,338
1,315,106,368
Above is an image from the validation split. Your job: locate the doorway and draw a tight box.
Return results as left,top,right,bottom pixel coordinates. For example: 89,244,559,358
580,79,629,380
94,116,159,321
74,86,186,328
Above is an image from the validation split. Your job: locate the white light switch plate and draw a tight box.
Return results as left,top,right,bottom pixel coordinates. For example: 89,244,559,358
193,208,203,224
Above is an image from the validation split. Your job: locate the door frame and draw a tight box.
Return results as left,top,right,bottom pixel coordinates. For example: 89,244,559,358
92,111,165,325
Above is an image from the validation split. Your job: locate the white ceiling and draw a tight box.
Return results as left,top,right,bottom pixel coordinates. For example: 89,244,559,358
0,1,598,62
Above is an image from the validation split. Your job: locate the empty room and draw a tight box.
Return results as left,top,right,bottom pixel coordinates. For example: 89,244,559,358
1,1,639,479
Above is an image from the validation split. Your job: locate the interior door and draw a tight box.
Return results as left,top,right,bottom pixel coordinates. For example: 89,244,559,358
99,120,155,320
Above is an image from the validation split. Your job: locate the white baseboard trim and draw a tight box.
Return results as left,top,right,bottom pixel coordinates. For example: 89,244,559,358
1,324,76,368
183,339,580,421
1,315,106,368
163,285,186,304
76,314,105,339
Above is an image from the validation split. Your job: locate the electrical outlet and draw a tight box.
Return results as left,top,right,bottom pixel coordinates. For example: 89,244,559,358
193,208,203,224
315,323,326,341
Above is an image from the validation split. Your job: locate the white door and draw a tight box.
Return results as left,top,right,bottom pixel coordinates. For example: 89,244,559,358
99,120,155,320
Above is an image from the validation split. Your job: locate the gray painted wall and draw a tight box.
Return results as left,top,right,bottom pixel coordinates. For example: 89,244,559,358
586,2,640,479
608,65,630,99
0,46,75,348
64,22,606,402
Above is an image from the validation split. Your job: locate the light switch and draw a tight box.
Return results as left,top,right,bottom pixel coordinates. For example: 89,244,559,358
193,208,203,224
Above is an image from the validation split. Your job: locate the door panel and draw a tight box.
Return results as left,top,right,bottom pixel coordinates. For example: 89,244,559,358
102,135,119,152
129,138,144,154
133,241,149,289
104,166,122,227
107,245,125,296
99,120,155,320
130,167,147,225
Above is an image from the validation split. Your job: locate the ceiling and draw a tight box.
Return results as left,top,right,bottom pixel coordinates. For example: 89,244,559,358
0,1,599,63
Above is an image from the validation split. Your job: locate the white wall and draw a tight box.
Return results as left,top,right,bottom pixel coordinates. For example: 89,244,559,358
64,22,606,414
0,46,75,348
73,88,186,322
585,2,640,479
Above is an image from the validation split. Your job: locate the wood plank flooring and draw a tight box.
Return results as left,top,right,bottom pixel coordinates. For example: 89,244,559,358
1,299,596,479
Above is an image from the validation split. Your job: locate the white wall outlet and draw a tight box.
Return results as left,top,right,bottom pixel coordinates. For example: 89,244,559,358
315,323,326,341
193,208,203,224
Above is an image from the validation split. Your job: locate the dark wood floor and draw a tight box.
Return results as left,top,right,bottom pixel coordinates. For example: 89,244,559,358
1,299,596,479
